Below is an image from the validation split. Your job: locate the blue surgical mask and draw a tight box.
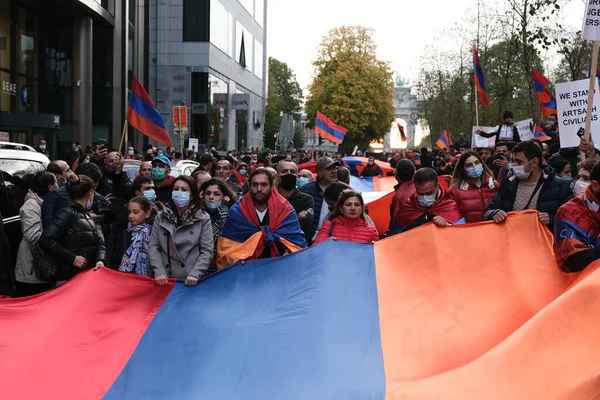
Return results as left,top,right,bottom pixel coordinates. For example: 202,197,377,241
171,190,191,208
204,199,222,210
512,163,531,180
85,198,93,211
297,177,309,188
548,121,555,127
239,169,247,175
417,191,437,208
368,161,374,166
562,175,573,183
466,164,484,178
143,189,156,201
152,167,167,181
39,145,46,150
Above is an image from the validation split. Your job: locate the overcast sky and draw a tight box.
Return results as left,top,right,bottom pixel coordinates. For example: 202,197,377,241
267,0,588,91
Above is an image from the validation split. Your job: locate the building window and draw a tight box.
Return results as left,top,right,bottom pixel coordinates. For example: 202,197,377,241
0,0,10,71
209,74,229,149
210,0,231,56
236,21,253,73
238,0,253,16
19,7,39,78
255,0,264,27
254,40,263,79
183,0,209,42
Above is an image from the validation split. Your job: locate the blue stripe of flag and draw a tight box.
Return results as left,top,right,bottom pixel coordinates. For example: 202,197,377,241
104,240,385,399
315,118,346,142
129,92,167,129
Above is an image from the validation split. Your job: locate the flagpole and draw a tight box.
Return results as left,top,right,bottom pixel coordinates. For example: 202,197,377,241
119,119,128,155
583,41,600,161
475,81,480,127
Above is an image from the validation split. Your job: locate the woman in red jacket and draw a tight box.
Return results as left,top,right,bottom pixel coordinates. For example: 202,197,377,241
313,190,379,245
448,151,498,223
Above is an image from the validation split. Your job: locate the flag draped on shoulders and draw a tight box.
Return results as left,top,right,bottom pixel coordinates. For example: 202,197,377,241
397,188,465,229
217,190,307,269
553,187,600,269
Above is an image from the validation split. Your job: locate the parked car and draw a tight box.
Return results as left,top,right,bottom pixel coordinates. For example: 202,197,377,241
0,143,50,295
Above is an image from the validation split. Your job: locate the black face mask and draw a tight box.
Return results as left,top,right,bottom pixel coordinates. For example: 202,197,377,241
279,174,297,190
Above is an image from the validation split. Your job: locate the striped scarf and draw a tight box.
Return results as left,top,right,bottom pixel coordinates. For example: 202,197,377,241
119,223,151,276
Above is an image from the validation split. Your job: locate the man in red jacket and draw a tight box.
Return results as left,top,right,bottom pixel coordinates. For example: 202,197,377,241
391,168,465,234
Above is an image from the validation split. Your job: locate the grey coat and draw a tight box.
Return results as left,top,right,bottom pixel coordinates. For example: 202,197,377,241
15,191,46,284
149,206,213,279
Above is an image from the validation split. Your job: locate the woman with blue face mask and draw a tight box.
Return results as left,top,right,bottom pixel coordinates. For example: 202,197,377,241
199,179,236,274
448,151,499,223
149,176,214,287
548,158,573,186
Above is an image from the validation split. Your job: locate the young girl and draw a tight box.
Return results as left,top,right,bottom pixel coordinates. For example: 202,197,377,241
119,196,154,276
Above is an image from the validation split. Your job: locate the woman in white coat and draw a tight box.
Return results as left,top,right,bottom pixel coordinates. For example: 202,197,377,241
14,171,58,297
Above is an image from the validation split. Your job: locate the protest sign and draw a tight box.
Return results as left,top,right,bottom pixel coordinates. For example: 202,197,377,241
516,119,534,141
472,126,496,148
583,0,600,41
556,78,600,149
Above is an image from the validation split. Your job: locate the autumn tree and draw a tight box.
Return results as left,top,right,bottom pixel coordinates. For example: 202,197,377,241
305,26,394,152
554,31,593,82
264,57,303,149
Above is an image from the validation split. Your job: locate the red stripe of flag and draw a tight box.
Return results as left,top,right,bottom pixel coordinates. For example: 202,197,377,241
473,46,490,107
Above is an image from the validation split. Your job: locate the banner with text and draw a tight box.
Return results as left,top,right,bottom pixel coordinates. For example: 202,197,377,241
516,118,534,141
582,0,600,41
472,126,496,148
556,79,600,149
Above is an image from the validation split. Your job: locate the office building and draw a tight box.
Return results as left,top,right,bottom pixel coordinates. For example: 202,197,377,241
148,0,267,151
0,0,144,157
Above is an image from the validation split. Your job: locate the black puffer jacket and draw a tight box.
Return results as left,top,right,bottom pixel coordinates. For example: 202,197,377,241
300,180,324,238
39,200,106,281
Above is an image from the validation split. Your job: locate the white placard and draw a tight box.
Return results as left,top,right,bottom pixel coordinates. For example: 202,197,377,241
188,138,199,152
556,78,600,149
516,118,534,141
472,126,496,148
582,0,600,41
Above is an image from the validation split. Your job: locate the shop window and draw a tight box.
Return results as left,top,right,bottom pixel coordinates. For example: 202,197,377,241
0,0,10,70
183,0,209,42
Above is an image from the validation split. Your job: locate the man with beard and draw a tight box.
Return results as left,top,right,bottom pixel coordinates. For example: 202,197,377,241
216,168,306,268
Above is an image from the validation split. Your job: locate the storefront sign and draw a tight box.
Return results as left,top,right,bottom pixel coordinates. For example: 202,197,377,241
213,93,228,107
232,94,250,110
1,81,16,96
191,103,207,114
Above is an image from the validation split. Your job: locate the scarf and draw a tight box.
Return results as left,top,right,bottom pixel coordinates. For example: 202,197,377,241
162,202,199,227
119,223,151,276
397,186,464,227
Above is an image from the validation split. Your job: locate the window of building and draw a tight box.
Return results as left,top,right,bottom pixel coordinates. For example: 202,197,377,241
235,21,253,73
255,0,264,27
0,0,10,71
254,40,263,79
183,0,209,42
210,0,231,56
238,0,253,16
18,8,39,78
209,74,229,149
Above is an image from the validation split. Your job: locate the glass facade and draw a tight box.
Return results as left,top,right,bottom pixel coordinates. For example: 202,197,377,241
254,39,263,79
255,0,264,27
183,0,209,42
236,21,253,72
209,73,229,149
210,0,232,56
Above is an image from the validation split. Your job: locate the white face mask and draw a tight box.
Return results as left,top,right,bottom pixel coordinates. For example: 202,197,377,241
511,160,532,180
574,180,590,196
417,189,438,208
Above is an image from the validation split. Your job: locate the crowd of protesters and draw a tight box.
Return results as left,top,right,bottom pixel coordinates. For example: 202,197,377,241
5,109,600,297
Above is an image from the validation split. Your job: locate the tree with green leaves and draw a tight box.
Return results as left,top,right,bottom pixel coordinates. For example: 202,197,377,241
264,57,303,150
305,26,394,152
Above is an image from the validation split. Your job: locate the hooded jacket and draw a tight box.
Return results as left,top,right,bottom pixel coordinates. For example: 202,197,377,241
15,192,46,284
39,200,106,281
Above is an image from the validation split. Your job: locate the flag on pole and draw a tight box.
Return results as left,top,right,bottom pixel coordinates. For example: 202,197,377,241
315,111,347,144
534,125,552,142
436,130,452,150
473,46,490,107
397,123,407,142
126,77,174,148
532,69,557,116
